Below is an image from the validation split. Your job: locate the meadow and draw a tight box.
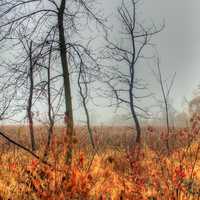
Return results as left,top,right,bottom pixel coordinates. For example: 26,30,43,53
0,116,200,200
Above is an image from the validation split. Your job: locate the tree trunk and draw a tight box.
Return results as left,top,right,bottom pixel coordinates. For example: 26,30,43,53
130,33,141,144
78,69,96,149
84,103,96,149
129,89,141,144
58,0,74,165
27,40,36,151
164,98,170,152
43,40,54,161
43,124,54,161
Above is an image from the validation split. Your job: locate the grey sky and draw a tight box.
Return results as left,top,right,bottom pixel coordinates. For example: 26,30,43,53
142,0,200,107
76,0,200,124
1,0,200,125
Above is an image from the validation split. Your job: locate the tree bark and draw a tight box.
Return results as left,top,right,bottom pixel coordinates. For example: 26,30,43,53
129,88,141,144
27,40,36,151
77,66,96,149
58,0,74,165
130,17,141,144
43,38,54,161
157,59,170,152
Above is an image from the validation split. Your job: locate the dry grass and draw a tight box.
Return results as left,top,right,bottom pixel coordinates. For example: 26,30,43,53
0,122,200,199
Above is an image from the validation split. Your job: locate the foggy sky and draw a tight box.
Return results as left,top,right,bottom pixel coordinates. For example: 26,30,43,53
84,0,200,125
141,0,200,107
1,0,200,125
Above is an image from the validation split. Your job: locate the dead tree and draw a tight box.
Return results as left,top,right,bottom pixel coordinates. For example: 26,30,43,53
77,60,96,150
155,58,176,152
57,0,74,164
0,0,105,165
104,0,163,144
43,30,56,161
18,33,51,151
27,41,36,151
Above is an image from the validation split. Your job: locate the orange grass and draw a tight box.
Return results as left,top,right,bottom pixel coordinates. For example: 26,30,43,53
0,119,200,200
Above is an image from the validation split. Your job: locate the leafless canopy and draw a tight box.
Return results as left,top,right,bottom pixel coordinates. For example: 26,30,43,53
102,0,163,144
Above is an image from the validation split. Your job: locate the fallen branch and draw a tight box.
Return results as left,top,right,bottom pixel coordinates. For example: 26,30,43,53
0,130,73,172
0,130,47,164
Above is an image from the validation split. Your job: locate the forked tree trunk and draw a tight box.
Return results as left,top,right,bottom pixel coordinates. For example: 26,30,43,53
58,0,74,165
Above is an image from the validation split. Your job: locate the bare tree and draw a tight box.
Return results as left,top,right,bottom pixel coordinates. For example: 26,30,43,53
104,0,163,144
27,40,36,151
17,31,52,151
57,0,74,164
0,0,104,165
155,58,176,152
43,30,56,161
77,60,96,150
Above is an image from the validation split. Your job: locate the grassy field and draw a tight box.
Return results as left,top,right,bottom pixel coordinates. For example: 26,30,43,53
0,120,200,200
